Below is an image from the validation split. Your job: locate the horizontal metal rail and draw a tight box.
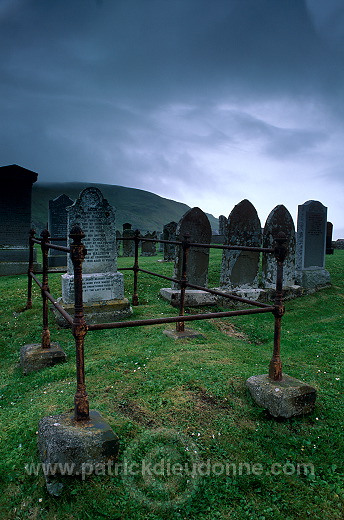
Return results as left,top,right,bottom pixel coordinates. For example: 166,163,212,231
87,306,275,331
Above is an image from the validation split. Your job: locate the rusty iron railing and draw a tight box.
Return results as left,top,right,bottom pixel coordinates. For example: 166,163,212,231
26,226,287,423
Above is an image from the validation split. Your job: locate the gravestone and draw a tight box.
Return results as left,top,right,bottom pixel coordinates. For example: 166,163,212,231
326,222,334,255
141,231,157,256
220,199,263,301
163,221,177,261
122,223,135,257
59,187,131,324
160,208,215,306
0,164,39,275
261,205,299,296
295,200,330,290
219,215,227,235
48,194,74,267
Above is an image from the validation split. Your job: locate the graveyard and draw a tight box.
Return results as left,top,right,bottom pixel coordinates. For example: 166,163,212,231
0,244,343,519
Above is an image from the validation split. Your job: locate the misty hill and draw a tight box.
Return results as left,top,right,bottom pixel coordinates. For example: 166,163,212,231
32,182,219,234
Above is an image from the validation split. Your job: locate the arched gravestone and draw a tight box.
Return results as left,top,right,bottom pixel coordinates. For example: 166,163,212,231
141,231,157,256
160,207,215,306
122,223,135,257
295,200,330,290
48,194,74,267
261,205,296,289
220,199,261,290
59,187,131,324
163,221,177,261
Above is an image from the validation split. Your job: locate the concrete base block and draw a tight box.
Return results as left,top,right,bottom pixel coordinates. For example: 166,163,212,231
38,410,119,495
216,288,266,307
160,288,216,307
295,269,331,292
246,374,317,418
53,298,132,327
163,327,205,340
20,343,67,374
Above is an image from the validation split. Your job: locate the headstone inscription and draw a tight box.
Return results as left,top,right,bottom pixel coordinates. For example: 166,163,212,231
141,231,157,256
48,194,74,267
60,187,131,324
0,164,39,275
160,208,215,306
295,200,330,289
122,223,135,257
220,199,262,293
163,221,177,261
261,205,297,290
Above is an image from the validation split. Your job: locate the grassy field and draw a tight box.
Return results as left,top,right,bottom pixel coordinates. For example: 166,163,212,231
0,250,343,520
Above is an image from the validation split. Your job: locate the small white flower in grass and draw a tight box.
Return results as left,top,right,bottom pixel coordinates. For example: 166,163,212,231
335,378,340,381
38,498,43,503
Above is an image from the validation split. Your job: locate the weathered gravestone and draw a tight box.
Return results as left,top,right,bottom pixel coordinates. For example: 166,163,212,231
59,187,131,324
326,222,334,255
219,215,227,236
122,223,135,257
141,231,157,256
163,221,177,261
160,207,215,306
48,194,74,267
295,200,330,290
0,164,39,275
261,205,300,298
220,199,263,301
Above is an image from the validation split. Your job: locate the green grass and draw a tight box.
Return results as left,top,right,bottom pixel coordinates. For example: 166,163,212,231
0,251,343,519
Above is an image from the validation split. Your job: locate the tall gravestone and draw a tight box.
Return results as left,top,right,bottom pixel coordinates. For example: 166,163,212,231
141,231,157,256
160,207,215,306
122,223,135,257
295,200,330,290
0,164,39,275
218,215,227,236
48,194,74,267
59,187,131,324
220,199,262,300
326,222,334,255
261,205,298,292
163,221,177,261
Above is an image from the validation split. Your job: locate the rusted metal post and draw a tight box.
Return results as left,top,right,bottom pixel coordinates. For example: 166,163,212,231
176,233,190,333
26,229,36,310
269,232,287,381
132,229,140,306
40,229,51,348
69,225,90,421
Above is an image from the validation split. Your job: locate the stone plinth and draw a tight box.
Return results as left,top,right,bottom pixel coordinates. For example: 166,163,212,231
160,288,216,307
246,374,317,418
54,298,132,327
20,343,67,374
38,410,119,495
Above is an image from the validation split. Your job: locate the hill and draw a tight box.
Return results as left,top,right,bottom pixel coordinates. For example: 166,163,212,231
32,182,219,234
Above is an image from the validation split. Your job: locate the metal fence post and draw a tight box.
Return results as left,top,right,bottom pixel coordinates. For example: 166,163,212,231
269,232,287,381
40,229,51,349
69,225,90,421
176,233,190,333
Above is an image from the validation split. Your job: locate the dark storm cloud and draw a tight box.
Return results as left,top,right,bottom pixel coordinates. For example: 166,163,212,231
0,0,343,236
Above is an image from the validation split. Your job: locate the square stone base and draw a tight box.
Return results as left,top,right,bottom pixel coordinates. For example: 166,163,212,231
38,410,119,495
160,288,216,307
246,374,317,418
295,269,331,291
163,327,205,340
20,343,67,374
53,298,132,327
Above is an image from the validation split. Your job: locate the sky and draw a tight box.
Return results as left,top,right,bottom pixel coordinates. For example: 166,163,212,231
1,0,343,238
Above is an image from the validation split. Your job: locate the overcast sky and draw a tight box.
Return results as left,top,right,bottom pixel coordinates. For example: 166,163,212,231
1,0,343,237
